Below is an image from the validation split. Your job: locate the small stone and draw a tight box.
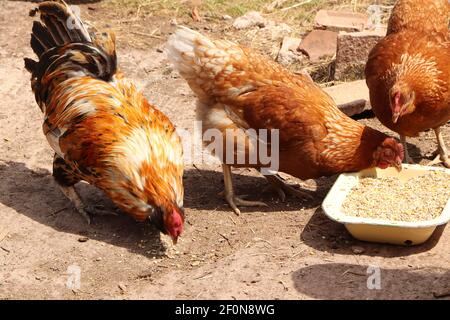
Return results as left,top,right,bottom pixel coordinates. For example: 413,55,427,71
314,9,368,32
323,80,371,116
352,246,365,254
298,30,338,62
276,36,304,67
334,29,385,81
95,257,102,261
233,11,266,29
222,15,232,20
78,237,89,242
191,261,200,267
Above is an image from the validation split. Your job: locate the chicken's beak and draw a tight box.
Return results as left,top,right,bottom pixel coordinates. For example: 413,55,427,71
394,160,403,172
171,236,178,245
392,112,400,124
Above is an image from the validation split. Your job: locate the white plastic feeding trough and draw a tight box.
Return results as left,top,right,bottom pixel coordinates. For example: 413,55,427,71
322,164,450,245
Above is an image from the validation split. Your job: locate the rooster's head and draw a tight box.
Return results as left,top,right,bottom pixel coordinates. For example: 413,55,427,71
149,202,185,245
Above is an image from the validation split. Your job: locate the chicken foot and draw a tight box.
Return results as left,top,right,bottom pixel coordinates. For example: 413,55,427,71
222,164,268,216
400,135,414,164
265,174,314,202
58,185,117,224
428,127,450,168
53,153,117,224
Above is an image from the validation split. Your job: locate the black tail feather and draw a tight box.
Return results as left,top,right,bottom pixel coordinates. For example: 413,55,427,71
25,0,117,93
28,0,92,59
30,21,57,57
30,35,46,57
38,1,91,44
24,58,38,73
41,15,66,46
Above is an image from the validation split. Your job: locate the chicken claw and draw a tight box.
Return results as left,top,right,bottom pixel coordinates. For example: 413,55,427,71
58,185,117,224
85,205,119,217
265,174,314,202
427,127,450,168
222,164,268,215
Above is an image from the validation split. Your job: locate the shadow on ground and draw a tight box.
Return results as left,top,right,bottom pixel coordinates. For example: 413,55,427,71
182,167,329,213
300,207,446,258
0,161,166,259
292,263,450,299
0,161,329,257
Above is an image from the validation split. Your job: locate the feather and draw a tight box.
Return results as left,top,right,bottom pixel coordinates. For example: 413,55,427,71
166,27,403,183
25,0,185,241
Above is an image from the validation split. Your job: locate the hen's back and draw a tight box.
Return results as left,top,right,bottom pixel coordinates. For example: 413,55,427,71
387,0,450,36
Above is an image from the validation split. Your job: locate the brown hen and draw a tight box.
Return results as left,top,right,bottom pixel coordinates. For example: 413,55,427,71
366,29,450,167
166,27,403,215
387,0,450,36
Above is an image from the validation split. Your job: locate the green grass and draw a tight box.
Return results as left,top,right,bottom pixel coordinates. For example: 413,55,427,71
202,0,270,17
106,0,396,23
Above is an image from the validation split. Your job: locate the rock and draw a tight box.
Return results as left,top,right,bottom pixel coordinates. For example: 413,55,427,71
265,0,289,12
277,36,303,66
298,30,338,62
324,80,370,104
233,11,266,29
351,246,365,254
334,29,385,81
324,80,371,117
78,237,89,243
336,99,370,117
263,22,292,39
314,9,369,32
222,14,232,21
241,22,292,60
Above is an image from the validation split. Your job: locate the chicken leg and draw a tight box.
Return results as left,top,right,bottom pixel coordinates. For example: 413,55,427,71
428,127,450,168
53,154,116,224
222,164,268,215
400,135,414,164
265,174,314,202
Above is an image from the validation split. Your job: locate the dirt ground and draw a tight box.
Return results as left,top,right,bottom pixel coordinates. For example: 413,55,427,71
0,1,449,300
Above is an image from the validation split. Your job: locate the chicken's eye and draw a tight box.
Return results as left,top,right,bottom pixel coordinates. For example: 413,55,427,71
383,149,394,157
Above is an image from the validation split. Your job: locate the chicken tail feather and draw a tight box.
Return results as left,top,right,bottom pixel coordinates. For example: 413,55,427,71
25,0,117,106
165,27,217,78
165,26,248,100
29,0,91,55
165,26,292,104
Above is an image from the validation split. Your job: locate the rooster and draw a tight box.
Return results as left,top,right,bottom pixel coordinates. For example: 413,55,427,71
366,13,450,167
166,27,404,215
387,0,450,36
25,0,185,243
